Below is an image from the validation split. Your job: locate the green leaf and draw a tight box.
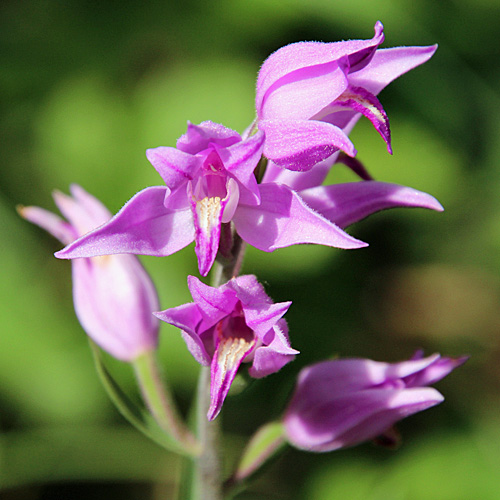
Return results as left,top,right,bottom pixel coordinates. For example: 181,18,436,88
90,341,190,456
233,421,287,484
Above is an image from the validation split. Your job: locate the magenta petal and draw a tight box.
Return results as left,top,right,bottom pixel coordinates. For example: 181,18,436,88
259,61,349,121
55,186,195,259
298,181,444,229
260,119,356,171
187,275,238,326
146,146,199,189
256,21,384,113
176,121,242,154
284,387,443,452
332,86,392,153
349,45,438,96
262,154,339,192
154,303,211,366
244,301,292,338
403,355,469,387
208,333,256,420
233,183,367,252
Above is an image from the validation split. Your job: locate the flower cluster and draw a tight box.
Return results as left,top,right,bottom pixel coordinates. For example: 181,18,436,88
21,21,465,478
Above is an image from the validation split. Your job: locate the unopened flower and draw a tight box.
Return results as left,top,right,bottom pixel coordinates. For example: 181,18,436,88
155,275,298,420
56,121,370,275
283,351,467,452
19,185,159,361
256,21,437,171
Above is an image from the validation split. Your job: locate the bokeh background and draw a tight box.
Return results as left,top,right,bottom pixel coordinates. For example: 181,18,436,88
2,0,500,498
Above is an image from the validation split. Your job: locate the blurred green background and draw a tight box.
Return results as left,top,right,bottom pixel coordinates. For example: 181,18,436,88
2,0,500,498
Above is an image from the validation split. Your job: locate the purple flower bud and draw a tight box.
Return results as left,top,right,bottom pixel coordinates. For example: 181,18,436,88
19,185,159,361
155,275,298,420
283,352,467,452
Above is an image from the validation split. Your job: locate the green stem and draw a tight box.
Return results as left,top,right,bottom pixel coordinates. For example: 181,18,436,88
192,231,248,499
133,350,200,456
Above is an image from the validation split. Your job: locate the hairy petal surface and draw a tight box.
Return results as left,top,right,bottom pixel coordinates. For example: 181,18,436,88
56,187,195,259
233,183,367,252
298,181,444,228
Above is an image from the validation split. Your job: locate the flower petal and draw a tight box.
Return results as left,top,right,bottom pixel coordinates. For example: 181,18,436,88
259,61,349,121
176,121,242,154
256,21,384,113
154,302,211,366
284,386,443,452
208,331,256,420
55,186,195,259
348,45,438,96
260,119,356,171
262,154,340,192
187,275,239,326
73,254,159,361
146,146,199,189
298,181,444,229
321,86,392,153
233,183,367,252
17,205,76,245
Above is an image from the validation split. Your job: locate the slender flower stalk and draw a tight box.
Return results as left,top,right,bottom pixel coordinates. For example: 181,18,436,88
192,233,249,500
133,351,200,456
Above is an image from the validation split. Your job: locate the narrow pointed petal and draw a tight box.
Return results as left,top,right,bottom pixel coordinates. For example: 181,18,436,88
257,21,384,112
154,303,211,366
187,275,238,325
244,301,292,338
299,181,444,229
190,191,226,276
17,205,76,245
146,146,199,189
349,45,438,96
55,186,195,259
327,86,392,153
233,183,367,252
249,325,299,378
176,121,242,154
403,355,469,387
208,333,256,420
260,119,356,171
53,188,110,237
69,184,113,226
221,131,264,204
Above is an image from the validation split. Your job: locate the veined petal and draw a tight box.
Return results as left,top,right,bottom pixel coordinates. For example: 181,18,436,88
55,186,195,259
348,45,438,96
208,331,256,420
190,181,229,276
256,21,384,113
146,146,199,189
233,183,367,252
176,121,242,154
244,301,292,338
320,86,392,153
187,275,239,326
154,303,211,366
260,119,356,171
221,131,264,205
298,181,444,229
